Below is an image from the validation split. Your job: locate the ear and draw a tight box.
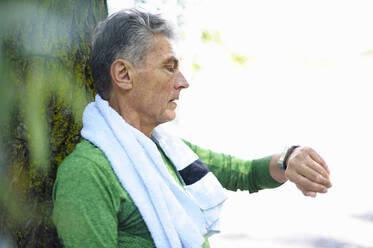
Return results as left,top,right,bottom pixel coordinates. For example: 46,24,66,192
110,59,133,90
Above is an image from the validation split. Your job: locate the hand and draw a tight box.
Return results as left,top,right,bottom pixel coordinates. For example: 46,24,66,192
285,146,332,197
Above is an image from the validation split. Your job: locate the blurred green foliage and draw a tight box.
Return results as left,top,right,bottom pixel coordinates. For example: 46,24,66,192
201,30,222,44
0,0,107,247
362,50,373,55
200,29,248,67
192,62,202,71
231,53,248,66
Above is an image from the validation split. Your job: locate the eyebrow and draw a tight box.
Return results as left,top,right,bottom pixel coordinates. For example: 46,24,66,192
163,56,179,67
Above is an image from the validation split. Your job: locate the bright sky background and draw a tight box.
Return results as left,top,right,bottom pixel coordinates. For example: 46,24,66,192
108,1,373,247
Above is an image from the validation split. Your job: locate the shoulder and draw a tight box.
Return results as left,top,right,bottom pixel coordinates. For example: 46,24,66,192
55,139,119,191
58,139,111,174
53,139,127,204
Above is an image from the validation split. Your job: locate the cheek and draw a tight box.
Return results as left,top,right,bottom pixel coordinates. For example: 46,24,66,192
157,79,174,100
145,73,174,108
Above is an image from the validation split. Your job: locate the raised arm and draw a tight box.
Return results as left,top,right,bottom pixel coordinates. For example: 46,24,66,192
184,141,332,197
183,140,283,193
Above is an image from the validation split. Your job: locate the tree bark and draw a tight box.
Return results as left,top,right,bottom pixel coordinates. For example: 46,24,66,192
0,1,107,247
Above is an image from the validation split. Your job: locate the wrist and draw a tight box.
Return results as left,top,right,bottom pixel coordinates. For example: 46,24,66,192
269,154,287,183
277,145,300,170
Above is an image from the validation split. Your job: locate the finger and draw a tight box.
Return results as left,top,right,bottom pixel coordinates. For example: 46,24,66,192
305,156,332,187
307,148,330,175
296,160,332,188
296,185,317,198
296,184,308,196
305,155,330,179
305,192,317,198
289,171,328,193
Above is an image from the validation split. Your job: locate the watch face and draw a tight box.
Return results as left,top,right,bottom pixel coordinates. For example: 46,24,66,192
278,148,289,170
277,161,286,170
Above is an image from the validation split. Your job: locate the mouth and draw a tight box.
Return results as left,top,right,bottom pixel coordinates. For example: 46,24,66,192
169,98,178,107
169,97,179,103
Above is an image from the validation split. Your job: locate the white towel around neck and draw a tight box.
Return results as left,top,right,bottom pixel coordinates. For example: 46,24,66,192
81,95,227,248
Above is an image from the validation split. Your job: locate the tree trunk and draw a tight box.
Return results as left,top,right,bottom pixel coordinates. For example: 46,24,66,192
0,1,107,247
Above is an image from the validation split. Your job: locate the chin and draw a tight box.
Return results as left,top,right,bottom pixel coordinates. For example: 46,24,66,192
160,111,176,124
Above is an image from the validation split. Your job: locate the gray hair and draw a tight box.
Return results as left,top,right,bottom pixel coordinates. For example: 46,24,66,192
90,8,174,100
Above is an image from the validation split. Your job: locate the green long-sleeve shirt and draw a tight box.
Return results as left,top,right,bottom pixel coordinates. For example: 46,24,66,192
53,139,282,247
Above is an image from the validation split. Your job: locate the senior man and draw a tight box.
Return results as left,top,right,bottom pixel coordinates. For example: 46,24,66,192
53,8,332,248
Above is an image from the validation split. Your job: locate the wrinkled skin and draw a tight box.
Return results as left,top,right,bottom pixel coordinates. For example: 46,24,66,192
286,146,332,197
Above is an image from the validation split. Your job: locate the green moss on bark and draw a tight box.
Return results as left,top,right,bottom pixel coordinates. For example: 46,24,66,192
0,0,107,247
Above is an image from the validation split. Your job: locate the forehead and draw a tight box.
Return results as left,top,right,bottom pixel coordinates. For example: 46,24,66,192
144,34,177,65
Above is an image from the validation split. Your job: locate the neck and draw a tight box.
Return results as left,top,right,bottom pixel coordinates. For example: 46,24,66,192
109,94,155,138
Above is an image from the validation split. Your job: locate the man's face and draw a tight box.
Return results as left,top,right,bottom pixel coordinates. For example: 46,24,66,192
129,34,189,127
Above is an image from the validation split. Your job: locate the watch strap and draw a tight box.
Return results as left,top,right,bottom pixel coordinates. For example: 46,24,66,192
278,145,300,170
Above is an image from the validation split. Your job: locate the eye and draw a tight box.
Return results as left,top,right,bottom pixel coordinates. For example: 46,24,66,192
166,65,175,73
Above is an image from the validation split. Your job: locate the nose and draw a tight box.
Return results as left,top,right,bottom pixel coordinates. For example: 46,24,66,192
174,71,189,89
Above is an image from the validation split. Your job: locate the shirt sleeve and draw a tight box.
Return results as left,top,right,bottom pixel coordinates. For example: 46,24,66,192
183,140,283,193
52,155,119,247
